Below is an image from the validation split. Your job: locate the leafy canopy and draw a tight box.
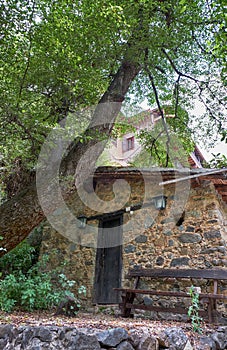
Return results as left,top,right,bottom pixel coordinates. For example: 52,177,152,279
0,0,226,184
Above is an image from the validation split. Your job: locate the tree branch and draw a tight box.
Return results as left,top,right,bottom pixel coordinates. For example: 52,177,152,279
162,48,200,84
162,48,226,124
144,64,171,167
174,74,181,119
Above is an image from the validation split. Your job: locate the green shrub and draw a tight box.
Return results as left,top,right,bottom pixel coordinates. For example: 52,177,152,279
0,241,36,276
0,241,86,313
188,285,203,333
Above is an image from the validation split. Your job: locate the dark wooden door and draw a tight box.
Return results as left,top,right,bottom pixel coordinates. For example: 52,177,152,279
94,216,122,304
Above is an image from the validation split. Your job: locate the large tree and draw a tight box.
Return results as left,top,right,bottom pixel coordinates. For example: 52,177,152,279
0,0,226,253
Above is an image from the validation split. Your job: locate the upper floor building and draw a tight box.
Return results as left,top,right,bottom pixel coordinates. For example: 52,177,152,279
103,108,206,168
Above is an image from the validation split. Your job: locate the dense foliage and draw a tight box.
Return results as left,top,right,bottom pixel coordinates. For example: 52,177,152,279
0,240,86,313
0,1,226,184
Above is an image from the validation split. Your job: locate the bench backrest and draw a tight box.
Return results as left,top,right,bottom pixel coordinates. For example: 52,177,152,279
127,268,227,280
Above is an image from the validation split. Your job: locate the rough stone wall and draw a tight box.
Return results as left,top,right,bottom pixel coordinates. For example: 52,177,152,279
39,173,227,307
123,180,227,273
1,324,227,350
41,226,96,301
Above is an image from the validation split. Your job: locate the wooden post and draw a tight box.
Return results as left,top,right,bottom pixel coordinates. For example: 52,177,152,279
213,280,218,311
120,291,135,317
207,298,214,323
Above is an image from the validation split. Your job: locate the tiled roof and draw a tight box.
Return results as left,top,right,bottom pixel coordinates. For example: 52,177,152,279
94,167,227,205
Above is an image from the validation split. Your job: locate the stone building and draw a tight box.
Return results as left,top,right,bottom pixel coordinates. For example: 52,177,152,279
40,167,227,313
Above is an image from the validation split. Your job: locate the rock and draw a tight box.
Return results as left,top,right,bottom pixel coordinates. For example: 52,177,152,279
0,338,8,350
178,233,202,243
116,340,134,349
211,330,227,350
217,246,226,254
69,332,101,350
144,217,155,228
64,328,78,342
163,230,172,236
137,334,158,350
96,328,128,347
156,256,164,266
0,325,14,339
216,315,227,326
135,235,147,243
158,327,188,350
20,327,34,348
33,327,52,342
170,257,190,267
124,245,136,253
204,230,221,240
185,226,195,232
169,239,174,246
197,336,217,350
183,340,193,350
200,248,218,254
128,329,141,348
143,296,153,306
216,326,227,333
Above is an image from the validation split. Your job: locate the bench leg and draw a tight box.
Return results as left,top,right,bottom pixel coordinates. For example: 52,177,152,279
120,292,135,318
201,298,218,324
207,299,212,323
210,298,220,324
207,298,218,324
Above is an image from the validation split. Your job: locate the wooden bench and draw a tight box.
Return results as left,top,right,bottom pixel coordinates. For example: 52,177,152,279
114,268,227,323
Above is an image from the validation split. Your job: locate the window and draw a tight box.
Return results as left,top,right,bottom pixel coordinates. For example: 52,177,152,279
123,136,134,152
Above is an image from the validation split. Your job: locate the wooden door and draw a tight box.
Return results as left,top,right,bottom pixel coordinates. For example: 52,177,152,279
94,216,123,304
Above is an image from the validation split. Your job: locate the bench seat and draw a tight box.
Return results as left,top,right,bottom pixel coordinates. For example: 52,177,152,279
114,268,227,323
114,287,227,300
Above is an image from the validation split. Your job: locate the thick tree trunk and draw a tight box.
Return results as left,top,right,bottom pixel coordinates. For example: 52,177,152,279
60,60,141,180
0,59,141,254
